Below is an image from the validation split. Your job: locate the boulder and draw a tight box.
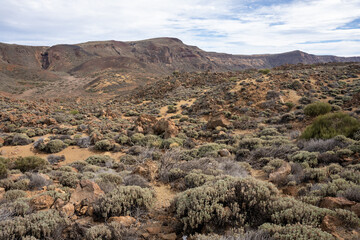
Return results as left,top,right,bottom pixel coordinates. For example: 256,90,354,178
61,203,75,216
135,114,157,134
30,194,55,210
132,160,159,182
319,197,356,210
219,149,231,157
207,114,230,129
108,216,136,227
69,179,104,205
153,118,178,139
269,162,291,183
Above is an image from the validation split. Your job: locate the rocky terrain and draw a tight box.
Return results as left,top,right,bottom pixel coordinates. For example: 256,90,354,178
0,61,359,239
1,37,360,97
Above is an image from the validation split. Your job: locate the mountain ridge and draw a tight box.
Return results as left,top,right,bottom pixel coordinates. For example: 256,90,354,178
0,37,360,97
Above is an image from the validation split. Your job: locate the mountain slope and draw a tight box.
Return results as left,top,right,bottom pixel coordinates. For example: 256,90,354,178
0,37,360,97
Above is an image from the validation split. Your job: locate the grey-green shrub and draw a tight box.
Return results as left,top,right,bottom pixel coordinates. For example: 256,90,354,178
14,156,48,172
93,186,155,219
0,210,68,240
44,139,67,153
85,155,113,167
304,102,332,117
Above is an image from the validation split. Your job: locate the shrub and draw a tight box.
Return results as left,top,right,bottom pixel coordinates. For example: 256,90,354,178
335,209,360,228
44,139,67,153
9,133,33,146
301,112,360,139
260,223,335,240
290,151,318,167
0,162,7,178
161,137,184,149
167,105,177,113
14,156,48,172
269,196,332,227
4,190,27,201
123,174,150,188
184,171,216,189
197,143,227,158
0,209,68,240
304,102,332,117
85,155,113,167
95,140,114,151
341,186,360,202
85,224,112,240
93,186,155,219
27,173,50,190
259,69,270,74
59,172,79,188
47,155,65,164
173,177,279,232
310,178,354,197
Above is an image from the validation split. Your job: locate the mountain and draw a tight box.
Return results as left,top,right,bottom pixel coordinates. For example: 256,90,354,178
0,37,359,97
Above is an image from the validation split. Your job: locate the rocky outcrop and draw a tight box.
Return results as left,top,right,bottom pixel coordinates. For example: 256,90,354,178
153,118,178,139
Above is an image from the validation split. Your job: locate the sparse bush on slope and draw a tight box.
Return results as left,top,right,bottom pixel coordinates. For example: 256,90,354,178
304,102,332,117
301,112,360,139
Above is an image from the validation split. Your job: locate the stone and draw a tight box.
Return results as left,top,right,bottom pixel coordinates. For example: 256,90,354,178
132,160,159,182
319,197,356,210
269,162,291,183
160,233,177,240
30,194,54,210
135,114,157,134
207,114,230,129
153,118,179,139
69,179,104,205
61,203,75,216
146,226,162,235
108,216,136,227
219,149,231,157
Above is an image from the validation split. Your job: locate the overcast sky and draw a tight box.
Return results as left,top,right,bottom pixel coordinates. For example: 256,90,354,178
0,0,359,56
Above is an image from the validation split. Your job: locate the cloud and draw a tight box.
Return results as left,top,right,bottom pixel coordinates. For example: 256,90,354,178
0,0,359,56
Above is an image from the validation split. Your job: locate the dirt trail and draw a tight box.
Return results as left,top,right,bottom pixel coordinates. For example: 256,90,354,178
152,183,176,211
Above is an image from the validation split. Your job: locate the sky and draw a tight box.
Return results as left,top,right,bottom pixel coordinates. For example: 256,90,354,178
0,0,360,56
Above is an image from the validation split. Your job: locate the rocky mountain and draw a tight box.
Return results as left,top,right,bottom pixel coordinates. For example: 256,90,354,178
0,37,359,97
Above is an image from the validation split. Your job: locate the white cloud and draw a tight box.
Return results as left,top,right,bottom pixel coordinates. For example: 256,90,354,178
0,0,359,56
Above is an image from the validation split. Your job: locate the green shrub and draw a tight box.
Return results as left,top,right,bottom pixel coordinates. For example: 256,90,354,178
85,155,113,167
269,197,331,227
45,139,67,153
0,161,8,178
167,105,177,113
301,112,360,139
184,171,216,189
94,140,114,151
260,223,335,240
85,224,112,240
259,69,270,74
14,156,48,172
335,209,360,228
4,189,27,201
59,172,79,188
197,143,227,157
130,133,145,144
161,137,184,149
0,209,69,240
290,151,318,167
310,178,354,197
304,102,332,117
94,186,155,219
238,137,263,151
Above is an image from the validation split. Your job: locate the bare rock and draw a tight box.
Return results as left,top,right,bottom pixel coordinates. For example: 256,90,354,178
153,118,178,139
132,160,159,182
135,114,157,134
269,162,291,183
159,233,177,240
69,179,104,205
219,149,231,157
61,203,75,216
207,114,230,129
108,216,136,227
320,197,356,210
30,194,55,210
